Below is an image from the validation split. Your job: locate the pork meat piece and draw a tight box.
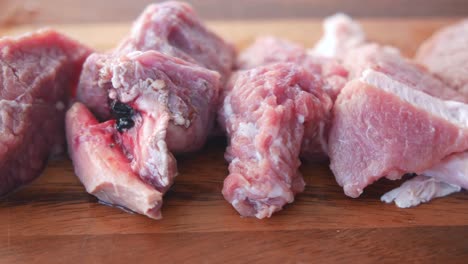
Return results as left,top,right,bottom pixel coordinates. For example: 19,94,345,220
220,63,331,218
67,50,220,217
396,19,468,207
117,1,235,80
66,103,164,219
237,36,348,100
70,1,230,218
329,69,468,198
77,1,235,120
416,19,468,97
311,13,366,59
0,29,91,195
343,44,467,103
236,36,342,161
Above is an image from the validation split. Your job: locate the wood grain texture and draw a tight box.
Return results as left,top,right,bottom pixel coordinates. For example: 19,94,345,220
1,19,468,263
0,0,468,26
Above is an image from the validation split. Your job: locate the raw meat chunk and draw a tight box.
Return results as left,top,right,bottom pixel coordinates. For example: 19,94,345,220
312,13,366,59
72,50,219,189
0,29,91,195
236,36,342,161
117,1,235,81
0,102,64,195
329,69,468,198
416,19,468,97
70,2,231,218
78,2,235,121
220,63,331,218
317,15,468,206
66,103,164,219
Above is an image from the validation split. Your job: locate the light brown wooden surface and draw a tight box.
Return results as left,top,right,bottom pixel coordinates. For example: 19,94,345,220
1,19,467,263
1,0,467,25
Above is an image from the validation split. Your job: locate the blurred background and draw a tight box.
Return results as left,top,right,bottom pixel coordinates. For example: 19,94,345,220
1,0,467,26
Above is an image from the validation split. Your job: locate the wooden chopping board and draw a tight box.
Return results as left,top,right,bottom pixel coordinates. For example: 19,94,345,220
0,19,467,263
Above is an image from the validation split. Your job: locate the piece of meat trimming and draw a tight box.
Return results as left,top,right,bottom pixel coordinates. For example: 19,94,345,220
220,63,332,218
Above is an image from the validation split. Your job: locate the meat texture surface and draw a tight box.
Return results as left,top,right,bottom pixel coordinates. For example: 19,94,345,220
343,44,467,103
313,13,466,103
69,1,229,218
117,1,235,81
69,51,220,218
329,69,468,198
220,63,331,218
380,19,468,207
77,1,235,120
237,36,348,100
315,14,468,207
236,36,342,161
0,29,91,195
416,19,468,97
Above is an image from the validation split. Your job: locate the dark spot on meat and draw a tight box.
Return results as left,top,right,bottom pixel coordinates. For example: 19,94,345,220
116,117,135,132
111,100,136,132
109,143,115,148
111,101,134,118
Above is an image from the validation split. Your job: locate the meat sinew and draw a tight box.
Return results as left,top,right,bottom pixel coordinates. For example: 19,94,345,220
0,29,91,196
416,19,468,97
220,63,332,218
69,1,231,218
329,69,468,199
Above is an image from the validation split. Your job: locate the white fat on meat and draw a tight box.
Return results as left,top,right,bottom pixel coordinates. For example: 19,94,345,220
361,69,468,128
382,152,468,207
381,175,461,208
